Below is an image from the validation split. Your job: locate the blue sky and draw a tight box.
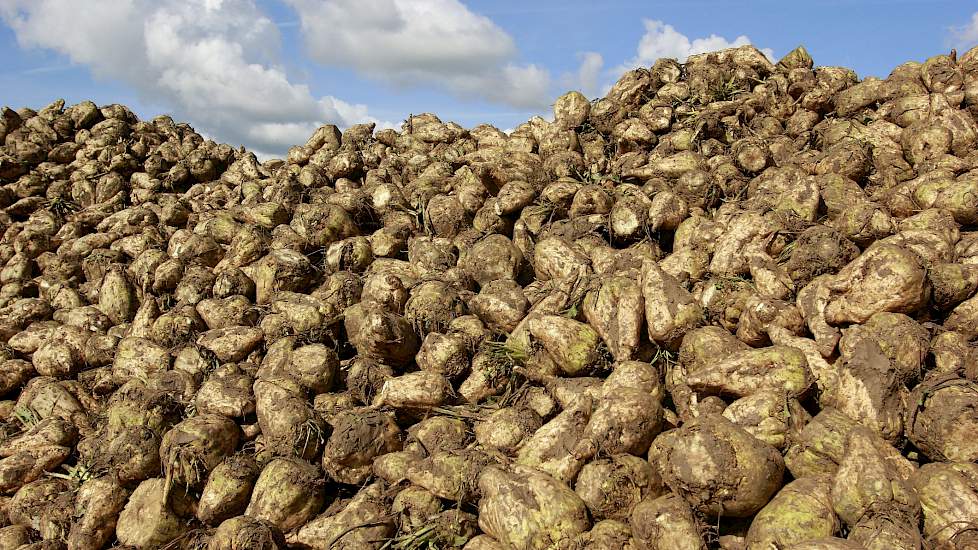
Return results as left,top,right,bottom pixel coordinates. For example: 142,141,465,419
2,0,977,157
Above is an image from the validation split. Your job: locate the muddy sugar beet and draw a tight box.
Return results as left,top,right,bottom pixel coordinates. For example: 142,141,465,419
0,42,977,549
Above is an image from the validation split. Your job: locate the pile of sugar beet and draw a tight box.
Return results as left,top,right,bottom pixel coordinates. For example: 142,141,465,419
1,41,978,550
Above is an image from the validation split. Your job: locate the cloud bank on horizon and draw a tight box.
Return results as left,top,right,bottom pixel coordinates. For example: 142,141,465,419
285,0,554,110
0,0,380,156
950,12,978,50
1,0,976,157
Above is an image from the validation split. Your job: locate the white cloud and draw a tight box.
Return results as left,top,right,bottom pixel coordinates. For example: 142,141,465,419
446,63,553,109
616,19,774,74
949,12,978,50
286,0,515,75
560,51,604,98
285,0,552,110
0,0,384,156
